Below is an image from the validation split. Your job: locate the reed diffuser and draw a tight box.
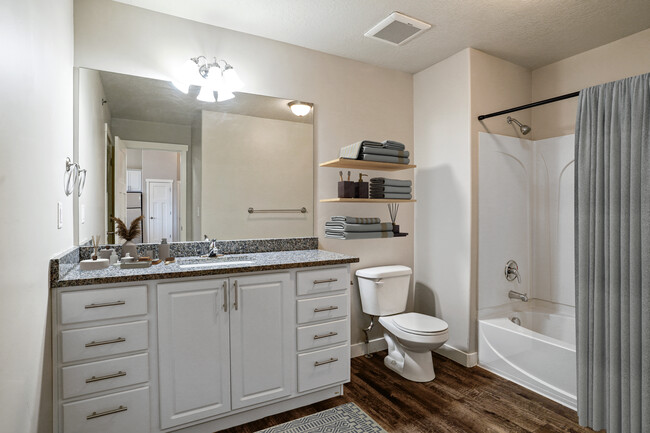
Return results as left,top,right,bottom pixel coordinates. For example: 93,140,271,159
388,203,400,234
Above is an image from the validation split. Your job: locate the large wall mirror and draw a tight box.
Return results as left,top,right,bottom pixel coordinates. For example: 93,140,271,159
75,68,314,245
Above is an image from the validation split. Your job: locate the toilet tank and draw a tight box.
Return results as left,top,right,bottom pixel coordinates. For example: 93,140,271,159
355,265,412,316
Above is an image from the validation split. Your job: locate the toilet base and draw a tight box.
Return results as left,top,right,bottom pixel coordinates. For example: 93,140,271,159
383,332,436,382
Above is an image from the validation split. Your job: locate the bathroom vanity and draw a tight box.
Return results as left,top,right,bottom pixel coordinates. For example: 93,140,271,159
50,248,358,433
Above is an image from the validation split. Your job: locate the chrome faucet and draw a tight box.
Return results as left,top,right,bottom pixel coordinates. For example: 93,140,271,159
504,260,521,283
203,235,220,257
508,290,529,302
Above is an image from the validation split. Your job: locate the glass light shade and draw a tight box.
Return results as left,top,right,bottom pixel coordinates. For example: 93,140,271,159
222,67,244,91
171,80,189,94
179,58,202,85
217,90,235,102
206,68,224,92
289,102,312,116
197,86,216,103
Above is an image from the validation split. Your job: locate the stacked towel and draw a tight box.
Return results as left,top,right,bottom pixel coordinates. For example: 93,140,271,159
370,177,413,200
339,140,410,164
325,216,394,240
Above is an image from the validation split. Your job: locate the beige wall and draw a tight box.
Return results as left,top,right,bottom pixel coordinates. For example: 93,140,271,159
532,28,650,140
414,48,532,360
76,68,111,245
201,111,313,240
111,118,191,145
0,0,74,432
74,0,414,349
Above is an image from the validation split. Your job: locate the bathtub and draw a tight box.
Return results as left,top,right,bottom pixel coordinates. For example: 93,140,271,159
478,301,576,409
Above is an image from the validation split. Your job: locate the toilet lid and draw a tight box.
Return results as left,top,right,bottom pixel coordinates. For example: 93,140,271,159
392,312,448,335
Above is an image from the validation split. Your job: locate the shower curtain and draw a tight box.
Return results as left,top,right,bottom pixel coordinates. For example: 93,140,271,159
575,72,650,433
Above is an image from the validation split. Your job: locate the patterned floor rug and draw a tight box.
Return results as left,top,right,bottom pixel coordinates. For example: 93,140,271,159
255,403,386,433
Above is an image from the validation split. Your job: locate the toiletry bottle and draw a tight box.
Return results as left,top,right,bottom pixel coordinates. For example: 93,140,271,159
356,173,369,198
109,250,118,265
159,238,170,260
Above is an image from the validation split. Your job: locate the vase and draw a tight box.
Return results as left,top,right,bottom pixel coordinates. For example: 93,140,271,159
122,240,138,259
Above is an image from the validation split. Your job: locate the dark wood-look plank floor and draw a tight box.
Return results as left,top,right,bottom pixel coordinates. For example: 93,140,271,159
220,351,597,433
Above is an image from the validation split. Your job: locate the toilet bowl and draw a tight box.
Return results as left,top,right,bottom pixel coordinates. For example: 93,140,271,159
356,265,449,382
379,312,448,382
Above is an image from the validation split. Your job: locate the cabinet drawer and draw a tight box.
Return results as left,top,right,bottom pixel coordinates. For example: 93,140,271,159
61,321,148,363
297,294,348,324
296,267,348,296
297,344,349,393
62,386,149,433
60,286,147,324
297,319,348,351
62,353,149,399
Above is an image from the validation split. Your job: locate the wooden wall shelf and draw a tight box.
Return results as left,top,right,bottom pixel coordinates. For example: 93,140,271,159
320,198,416,203
319,158,416,171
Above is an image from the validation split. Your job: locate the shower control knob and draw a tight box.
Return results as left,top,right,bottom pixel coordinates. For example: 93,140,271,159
505,260,521,283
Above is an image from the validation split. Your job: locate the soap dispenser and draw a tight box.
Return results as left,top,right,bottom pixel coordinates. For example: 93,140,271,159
355,173,369,198
159,238,170,260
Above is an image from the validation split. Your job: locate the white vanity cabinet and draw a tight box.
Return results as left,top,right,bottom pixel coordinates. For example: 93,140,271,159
157,273,293,429
53,263,351,433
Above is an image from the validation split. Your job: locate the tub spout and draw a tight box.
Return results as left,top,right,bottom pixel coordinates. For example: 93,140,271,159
508,290,528,302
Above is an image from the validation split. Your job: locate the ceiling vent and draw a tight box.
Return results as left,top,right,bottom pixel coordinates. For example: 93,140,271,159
365,12,431,46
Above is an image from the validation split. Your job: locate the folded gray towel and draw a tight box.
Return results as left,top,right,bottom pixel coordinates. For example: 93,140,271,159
369,193,413,199
369,178,412,187
360,154,410,164
330,216,381,224
369,185,412,194
382,140,406,150
339,140,382,159
325,231,395,240
362,146,410,158
325,222,393,232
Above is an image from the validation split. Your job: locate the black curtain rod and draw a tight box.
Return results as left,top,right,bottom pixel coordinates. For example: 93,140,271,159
477,91,580,121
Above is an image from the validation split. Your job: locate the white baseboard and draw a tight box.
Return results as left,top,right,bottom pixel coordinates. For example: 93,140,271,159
435,344,478,367
350,337,387,358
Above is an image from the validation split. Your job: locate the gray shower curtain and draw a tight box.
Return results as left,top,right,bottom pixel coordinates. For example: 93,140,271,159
575,72,650,433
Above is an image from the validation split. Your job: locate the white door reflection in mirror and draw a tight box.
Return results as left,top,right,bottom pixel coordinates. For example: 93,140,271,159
147,180,173,243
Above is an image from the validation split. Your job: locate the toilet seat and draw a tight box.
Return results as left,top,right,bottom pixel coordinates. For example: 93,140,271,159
391,312,448,336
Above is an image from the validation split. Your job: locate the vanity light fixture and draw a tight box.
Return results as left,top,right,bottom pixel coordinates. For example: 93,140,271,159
288,101,313,117
171,56,243,102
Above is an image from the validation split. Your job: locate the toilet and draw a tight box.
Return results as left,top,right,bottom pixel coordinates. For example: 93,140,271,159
356,265,448,382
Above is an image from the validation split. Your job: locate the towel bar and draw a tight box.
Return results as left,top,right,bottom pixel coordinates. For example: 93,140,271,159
248,207,307,214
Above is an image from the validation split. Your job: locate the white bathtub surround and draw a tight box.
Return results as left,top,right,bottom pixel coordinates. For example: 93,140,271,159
478,132,576,408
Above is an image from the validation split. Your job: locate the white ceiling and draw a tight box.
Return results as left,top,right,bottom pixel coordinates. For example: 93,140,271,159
114,0,650,73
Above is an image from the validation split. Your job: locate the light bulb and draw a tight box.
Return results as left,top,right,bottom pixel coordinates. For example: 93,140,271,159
197,86,215,103
217,90,235,102
288,101,312,116
171,80,189,94
222,66,243,91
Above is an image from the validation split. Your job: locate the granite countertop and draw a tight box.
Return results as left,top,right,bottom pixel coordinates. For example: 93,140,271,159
53,250,359,288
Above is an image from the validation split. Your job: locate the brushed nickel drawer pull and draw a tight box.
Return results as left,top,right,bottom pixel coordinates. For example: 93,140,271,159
313,278,338,284
85,300,126,309
87,405,127,420
222,281,228,312
233,280,239,310
314,357,338,367
85,337,126,347
313,306,338,313
314,331,338,340
86,371,126,383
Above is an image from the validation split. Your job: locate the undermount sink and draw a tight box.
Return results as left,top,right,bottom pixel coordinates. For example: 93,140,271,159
177,255,254,269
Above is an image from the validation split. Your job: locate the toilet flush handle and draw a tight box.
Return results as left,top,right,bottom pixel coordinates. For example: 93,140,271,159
375,279,384,286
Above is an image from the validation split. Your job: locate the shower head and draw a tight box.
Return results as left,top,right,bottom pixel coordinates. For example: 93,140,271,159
507,116,531,135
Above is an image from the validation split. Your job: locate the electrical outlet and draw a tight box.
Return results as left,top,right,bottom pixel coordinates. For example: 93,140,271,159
80,204,86,224
57,202,63,229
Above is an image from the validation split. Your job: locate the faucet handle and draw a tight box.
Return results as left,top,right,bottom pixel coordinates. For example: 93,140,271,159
505,260,521,283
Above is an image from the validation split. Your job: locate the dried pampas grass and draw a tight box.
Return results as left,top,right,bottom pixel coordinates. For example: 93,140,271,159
111,215,144,241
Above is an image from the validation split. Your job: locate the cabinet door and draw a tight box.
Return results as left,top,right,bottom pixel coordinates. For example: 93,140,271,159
229,273,293,410
157,279,230,429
